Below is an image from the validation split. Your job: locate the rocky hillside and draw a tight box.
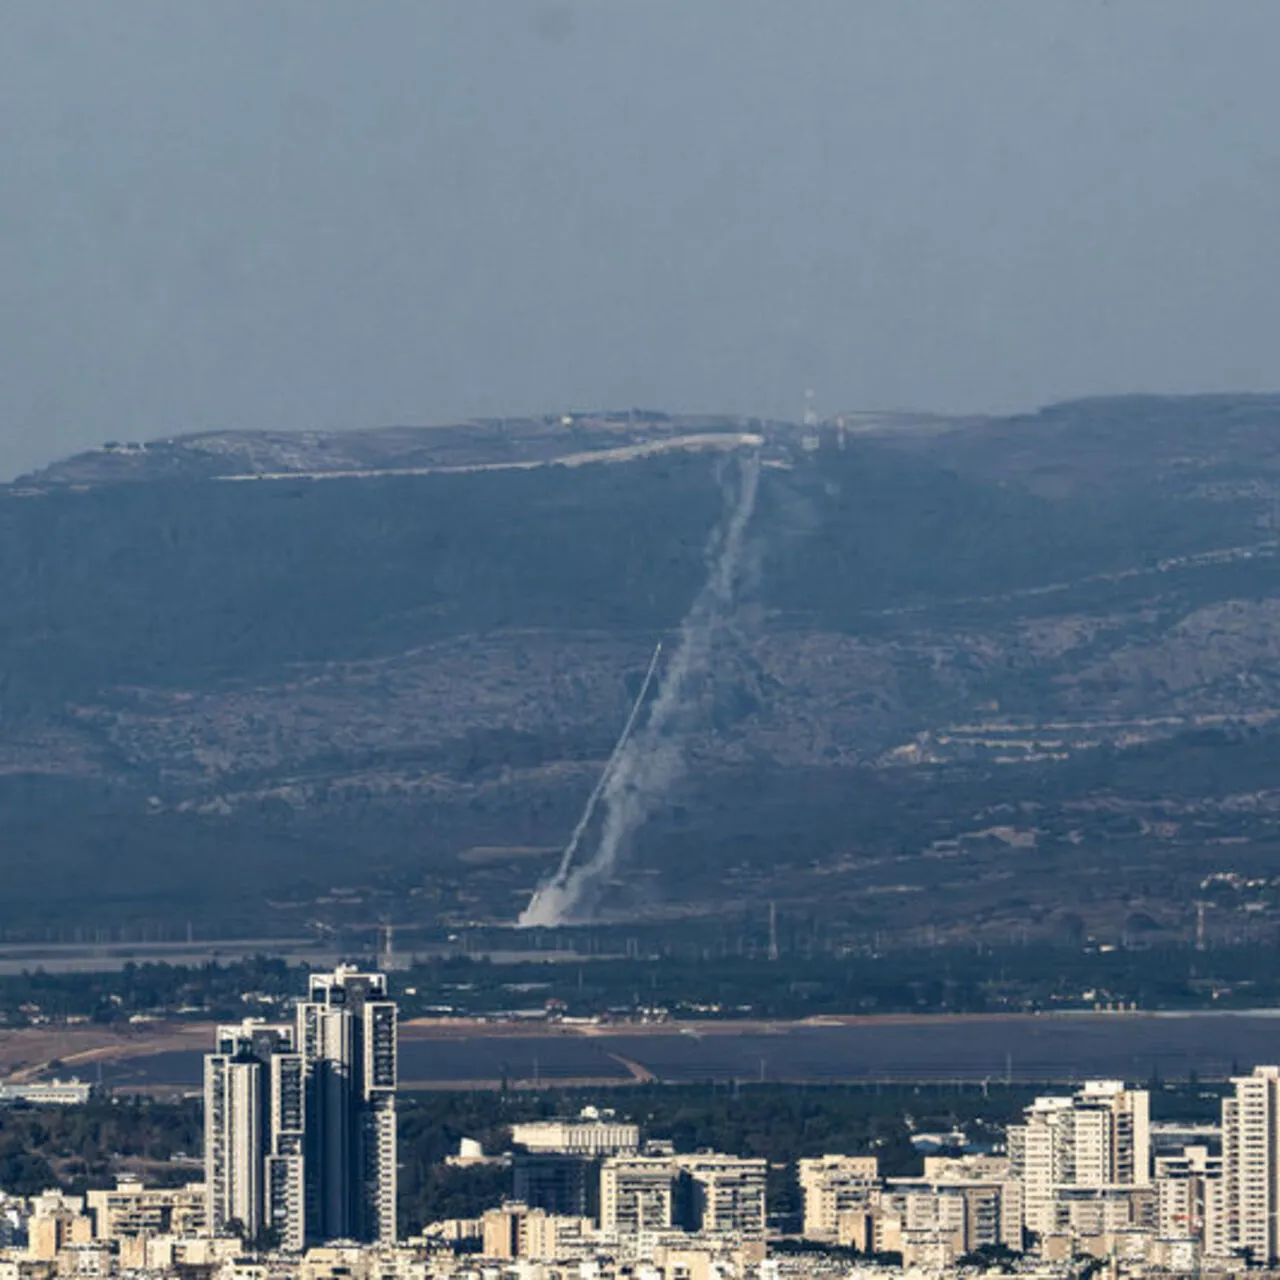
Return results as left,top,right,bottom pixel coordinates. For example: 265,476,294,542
4,396,1280,941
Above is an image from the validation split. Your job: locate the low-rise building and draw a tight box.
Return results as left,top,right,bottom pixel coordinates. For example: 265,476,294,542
49,1242,112,1278
26,1195,92,1262
1051,1184,1155,1238
874,1179,1019,1266
0,1081,94,1108
673,1156,767,1241
480,1204,593,1260
85,1178,205,1241
512,1152,599,1219
797,1155,879,1242
511,1114,639,1158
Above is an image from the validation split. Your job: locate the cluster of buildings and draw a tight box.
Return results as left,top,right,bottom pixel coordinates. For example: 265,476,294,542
0,967,404,1279
797,1070,1280,1272
431,1113,770,1256
0,1101,781,1280
11,965,1280,1277
428,1072,1280,1274
496,1116,768,1245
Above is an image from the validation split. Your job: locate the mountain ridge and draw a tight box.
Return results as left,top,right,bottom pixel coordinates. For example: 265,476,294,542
4,393,1280,944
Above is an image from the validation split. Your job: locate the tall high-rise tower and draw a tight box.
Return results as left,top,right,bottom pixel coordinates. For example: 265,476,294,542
1222,1065,1280,1263
203,968,397,1251
204,1020,305,1250
296,966,398,1245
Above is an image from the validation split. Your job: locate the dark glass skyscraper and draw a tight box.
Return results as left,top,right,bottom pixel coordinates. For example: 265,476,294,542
297,967,398,1245
204,967,397,1251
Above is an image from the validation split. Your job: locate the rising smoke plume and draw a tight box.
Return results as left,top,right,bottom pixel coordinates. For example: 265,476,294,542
519,451,762,928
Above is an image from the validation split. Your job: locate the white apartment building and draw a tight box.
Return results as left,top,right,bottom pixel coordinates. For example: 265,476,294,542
1203,1162,1230,1259
265,1046,307,1252
873,1184,970,1266
205,1019,300,1245
85,1178,206,1241
920,1156,1022,1253
1050,1185,1154,1238
511,1115,640,1158
26,1191,93,1260
1007,1096,1073,1236
598,1152,767,1241
1220,1064,1280,1263
798,1153,1018,1257
1008,1082,1149,1236
599,1157,676,1237
480,1204,594,1260
1154,1143,1223,1250
1072,1080,1150,1187
860,1167,1019,1265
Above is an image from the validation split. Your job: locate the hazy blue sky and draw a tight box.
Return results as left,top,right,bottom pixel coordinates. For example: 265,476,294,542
2,1,1279,478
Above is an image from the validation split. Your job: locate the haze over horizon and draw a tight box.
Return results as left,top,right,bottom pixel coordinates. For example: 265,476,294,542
2,1,1279,479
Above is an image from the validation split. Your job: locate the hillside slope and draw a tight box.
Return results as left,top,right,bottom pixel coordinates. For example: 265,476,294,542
3,399,1280,942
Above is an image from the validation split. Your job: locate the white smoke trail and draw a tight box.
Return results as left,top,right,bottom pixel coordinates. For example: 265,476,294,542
518,451,762,928
543,641,663,888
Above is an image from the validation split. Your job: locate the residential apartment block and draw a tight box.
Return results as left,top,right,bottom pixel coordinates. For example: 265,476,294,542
1008,1080,1149,1236
797,1155,879,1241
